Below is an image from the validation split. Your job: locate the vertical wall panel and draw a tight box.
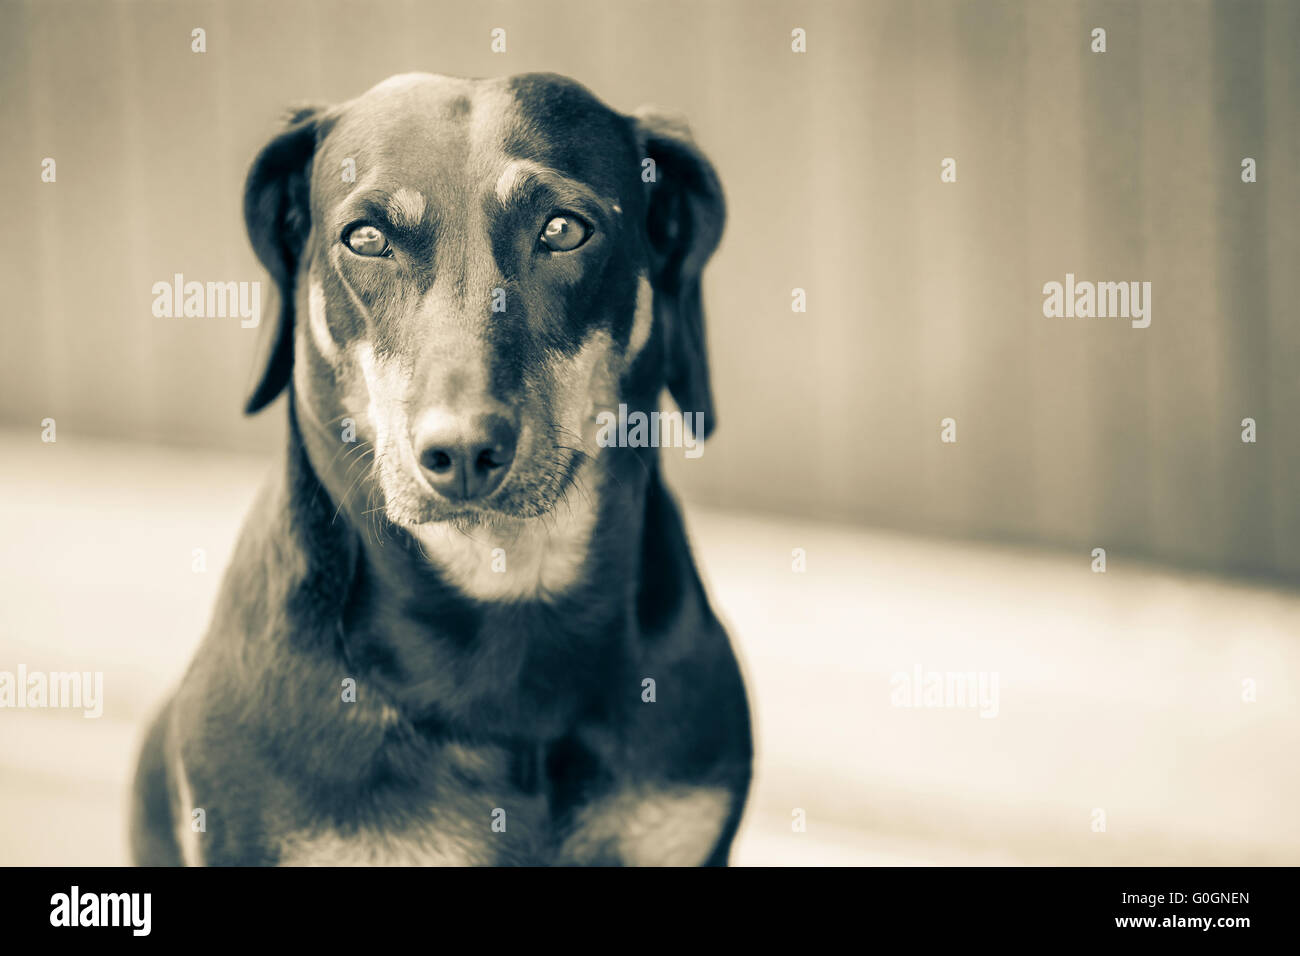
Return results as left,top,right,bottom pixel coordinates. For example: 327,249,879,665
1142,2,1222,572
1212,0,1273,576
1262,0,1300,577
1024,1,1094,547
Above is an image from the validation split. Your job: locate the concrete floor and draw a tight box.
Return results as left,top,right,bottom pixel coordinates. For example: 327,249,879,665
2,430,1298,865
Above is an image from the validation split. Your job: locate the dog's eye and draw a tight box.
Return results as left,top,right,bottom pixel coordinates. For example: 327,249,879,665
344,224,391,257
539,214,590,252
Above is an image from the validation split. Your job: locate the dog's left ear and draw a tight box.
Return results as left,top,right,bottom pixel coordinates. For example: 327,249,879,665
634,108,725,440
242,105,332,414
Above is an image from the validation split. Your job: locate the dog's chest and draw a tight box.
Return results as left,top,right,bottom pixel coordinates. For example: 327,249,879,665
272,782,732,867
276,823,497,866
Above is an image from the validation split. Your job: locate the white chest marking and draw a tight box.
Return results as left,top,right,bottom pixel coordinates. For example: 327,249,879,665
276,826,487,867
560,785,733,866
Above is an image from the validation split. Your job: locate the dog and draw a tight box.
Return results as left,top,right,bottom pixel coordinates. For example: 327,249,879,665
129,72,753,866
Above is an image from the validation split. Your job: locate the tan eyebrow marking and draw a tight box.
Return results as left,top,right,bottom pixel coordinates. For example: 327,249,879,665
386,188,428,229
494,160,551,205
494,159,617,223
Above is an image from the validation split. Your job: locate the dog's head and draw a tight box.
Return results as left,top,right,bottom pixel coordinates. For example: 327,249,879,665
243,72,723,536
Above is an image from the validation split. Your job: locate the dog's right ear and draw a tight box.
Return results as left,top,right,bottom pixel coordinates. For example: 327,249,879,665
242,105,332,414
633,108,725,441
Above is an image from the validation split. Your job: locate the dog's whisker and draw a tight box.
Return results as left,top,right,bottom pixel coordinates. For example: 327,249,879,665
330,444,375,526
323,433,372,481
552,424,638,496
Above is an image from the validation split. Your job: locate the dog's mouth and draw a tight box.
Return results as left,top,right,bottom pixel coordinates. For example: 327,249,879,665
382,442,592,530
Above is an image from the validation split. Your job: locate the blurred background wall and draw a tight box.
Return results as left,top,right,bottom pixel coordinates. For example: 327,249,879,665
2,0,1297,579
3,0,1299,870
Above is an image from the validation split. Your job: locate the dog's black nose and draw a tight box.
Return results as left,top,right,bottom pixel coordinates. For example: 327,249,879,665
417,414,517,502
